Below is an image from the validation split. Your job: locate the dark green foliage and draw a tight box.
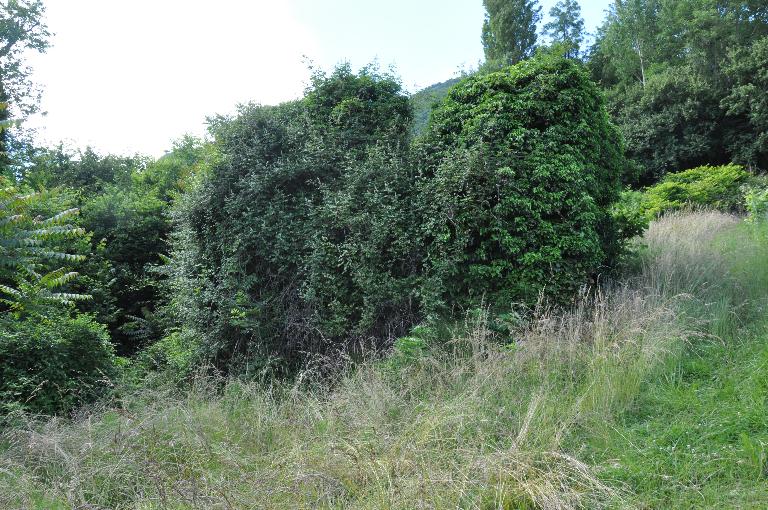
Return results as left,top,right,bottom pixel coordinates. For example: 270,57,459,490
80,187,169,351
304,145,423,343
173,58,629,371
613,66,723,183
0,177,115,417
482,0,542,68
722,36,768,171
28,146,145,194
417,56,627,309
303,64,411,152
0,311,115,416
22,141,211,354
172,65,417,369
592,0,768,183
0,86,10,174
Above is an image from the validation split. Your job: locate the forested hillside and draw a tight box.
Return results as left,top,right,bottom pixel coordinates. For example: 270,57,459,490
1,0,767,508
409,77,461,135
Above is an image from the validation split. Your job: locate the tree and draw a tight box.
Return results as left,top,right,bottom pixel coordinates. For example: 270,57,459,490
21,141,212,354
0,177,89,313
591,0,768,181
170,64,417,370
0,90,11,175
543,0,586,58
482,0,542,68
594,0,661,89
0,0,50,115
722,36,768,171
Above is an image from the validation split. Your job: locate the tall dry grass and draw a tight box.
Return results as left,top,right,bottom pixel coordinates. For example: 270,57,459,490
0,210,757,510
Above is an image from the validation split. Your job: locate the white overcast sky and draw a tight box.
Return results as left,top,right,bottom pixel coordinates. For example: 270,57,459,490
25,0,612,157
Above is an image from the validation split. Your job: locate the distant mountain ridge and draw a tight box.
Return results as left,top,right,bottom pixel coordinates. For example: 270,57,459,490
409,77,462,136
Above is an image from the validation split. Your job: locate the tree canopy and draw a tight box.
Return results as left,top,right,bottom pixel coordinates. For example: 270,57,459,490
482,0,542,68
591,0,768,182
543,0,585,58
0,0,49,115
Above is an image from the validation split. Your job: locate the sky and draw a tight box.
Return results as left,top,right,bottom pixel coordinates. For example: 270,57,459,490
24,0,613,157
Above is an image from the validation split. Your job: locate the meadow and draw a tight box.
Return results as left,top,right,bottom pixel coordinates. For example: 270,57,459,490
2,210,766,509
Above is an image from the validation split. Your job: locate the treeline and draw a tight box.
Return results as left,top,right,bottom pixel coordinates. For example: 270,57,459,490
1,0,767,416
591,0,768,183
481,0,767,181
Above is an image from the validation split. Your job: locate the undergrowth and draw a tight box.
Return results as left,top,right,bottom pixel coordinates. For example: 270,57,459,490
0,211,766,509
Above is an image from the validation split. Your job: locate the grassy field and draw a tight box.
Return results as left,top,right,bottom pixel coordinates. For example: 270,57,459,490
1,211,767,509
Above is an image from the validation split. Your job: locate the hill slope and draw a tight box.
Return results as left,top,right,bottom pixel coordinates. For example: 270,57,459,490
410,77,461,136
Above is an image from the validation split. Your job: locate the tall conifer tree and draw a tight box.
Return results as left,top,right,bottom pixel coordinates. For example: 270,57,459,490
482,0,542,67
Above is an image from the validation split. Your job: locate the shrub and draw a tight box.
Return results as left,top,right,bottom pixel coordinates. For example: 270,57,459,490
137,330,200,379
171,64,418,370
632,164,749,220
612,189,651,241
172,58,631,371
417,55,628,310
0,312,116,416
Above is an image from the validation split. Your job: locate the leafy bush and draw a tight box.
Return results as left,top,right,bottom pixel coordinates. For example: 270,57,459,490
627,164,749,220
0,177,117,417
171,64,418,369
137,330,200,379
172,58,630,371
80,186,169,351
0,312,115,416
417,55,627,310
611,189,650,240
0,177,89,311
612,67,725,185
22,140,214,354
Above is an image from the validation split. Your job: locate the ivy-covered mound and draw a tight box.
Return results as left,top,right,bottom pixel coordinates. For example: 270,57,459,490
172,57,629,371
418,56,627,311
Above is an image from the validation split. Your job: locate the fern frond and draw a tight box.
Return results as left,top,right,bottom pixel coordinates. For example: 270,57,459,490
27,225,86,239
0,284,21,297
1,180,91,313
0,214,24,227
24,248,86,262
0,237,43,248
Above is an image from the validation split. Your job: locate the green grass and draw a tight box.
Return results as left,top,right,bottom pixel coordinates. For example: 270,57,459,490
581,220,768,508
586,323,768,508
1,212,767,509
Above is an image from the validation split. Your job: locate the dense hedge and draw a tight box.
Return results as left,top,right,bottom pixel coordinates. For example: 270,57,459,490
417,56,627,309
171,57,629,370
170,65,419,369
